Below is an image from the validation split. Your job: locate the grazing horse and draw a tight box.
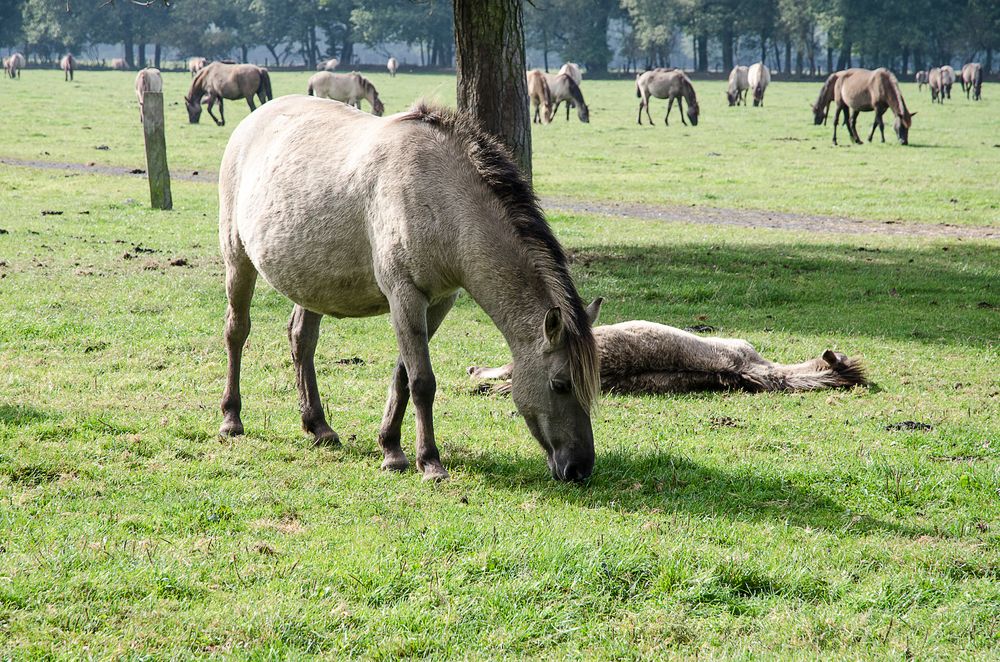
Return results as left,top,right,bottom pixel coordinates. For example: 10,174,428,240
185,62,272,125
915,70,928,90
188,57,207,77
636,69,699,127
526,69,554,124
317,58,339,71
832,68,915,145
748,62,770,106
387,57,398,77
134,68,163,124
111,58,127,71
470,301,867,395
543,72,589,122
812,71,849,125
962,63,982,100
4,52,25,79
727,65,749,106
306,71,385,116
218,96,601,482
558,62,582,86
60,54,75,81
928,67,943,103
940,65,955,99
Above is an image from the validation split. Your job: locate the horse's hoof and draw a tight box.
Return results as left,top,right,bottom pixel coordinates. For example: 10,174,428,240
219,419,244,437
421,463,449,482
312,429,341,447
381,453,410,473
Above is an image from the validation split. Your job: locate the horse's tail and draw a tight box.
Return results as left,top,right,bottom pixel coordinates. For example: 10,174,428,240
258,68,273,102
635,74,641,98
307,81,314,96
741,351,868,393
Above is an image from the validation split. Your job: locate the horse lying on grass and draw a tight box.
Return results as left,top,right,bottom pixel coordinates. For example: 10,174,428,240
470,299,867,395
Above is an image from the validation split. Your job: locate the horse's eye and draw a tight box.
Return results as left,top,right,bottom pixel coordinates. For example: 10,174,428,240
550,379,571,394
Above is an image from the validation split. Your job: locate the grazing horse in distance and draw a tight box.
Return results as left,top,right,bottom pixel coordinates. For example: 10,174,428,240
928,67,943,103
60,54,75,81
188,57,207,77
526,69,554,123
962,63,982,100
812,70,849,124
387,57,398,77
134,68,163,124
185,62,272,125
748,62,770,106
543,71,589,122
833,68,915,145
636,69,699,126
470,300,867,395
218,96,601,482
307,71,385,116
940,65,955,99
111,58,127,71
915,70,927,90
558,62,582,86
727,65,749,105
4,52,25,79
317,58,339,71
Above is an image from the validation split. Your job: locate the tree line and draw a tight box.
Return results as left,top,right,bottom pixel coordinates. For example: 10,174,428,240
2,0,997,75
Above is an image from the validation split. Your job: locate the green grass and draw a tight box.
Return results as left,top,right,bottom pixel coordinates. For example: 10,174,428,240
0,71,999,657
1,69,998,225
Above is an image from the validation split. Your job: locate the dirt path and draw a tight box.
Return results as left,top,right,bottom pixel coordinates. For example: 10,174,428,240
3,156,996,241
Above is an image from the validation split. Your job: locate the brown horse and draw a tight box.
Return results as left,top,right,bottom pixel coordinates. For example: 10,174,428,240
832,68,915,145
940,65,956,99
962,63,982,101
526,69,554,124
185,62,272,125
4,52,25,79
915,70,928,91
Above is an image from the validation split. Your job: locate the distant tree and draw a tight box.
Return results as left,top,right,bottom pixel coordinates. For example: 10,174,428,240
621,0,678,69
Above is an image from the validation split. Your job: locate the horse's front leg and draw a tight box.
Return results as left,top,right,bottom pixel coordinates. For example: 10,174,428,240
678,97,688,125
379,293,456,480
288,305,338,445
207,97,224,126
665,98,673,125
850,110,862,144
832,105,841,144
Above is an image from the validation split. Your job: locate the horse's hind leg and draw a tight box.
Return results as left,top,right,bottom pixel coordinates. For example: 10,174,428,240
664,98,673,125
220,253,258,437
246,95,256,112
379,293,456,479
288,305,339,446
678,97,687,125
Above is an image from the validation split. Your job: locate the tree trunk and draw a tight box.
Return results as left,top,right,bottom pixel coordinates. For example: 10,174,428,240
796,49,803,75
453,0,531,179
154,43,161,69
137,42,146,68
901,48,909,75
697,33,708,72
827,39,833,74
341,28,354,66
985,49,993,74
241,44,248,64
721,27,734,71
838,39,852,70
124,36,134,69
785,40,792,73
266,44,281,66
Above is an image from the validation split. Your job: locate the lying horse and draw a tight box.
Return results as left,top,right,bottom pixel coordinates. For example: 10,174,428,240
543,71,589,122
218,97,600,482
727,65,749,106
60,54,75,81
306,72,384,116
4,52,25,79
636,69,699,126
470,301,867,395
748,62,770,106
962,62,982,100
526,69,554,123
833,68,915,145
134,67,163,124
185,62,272,125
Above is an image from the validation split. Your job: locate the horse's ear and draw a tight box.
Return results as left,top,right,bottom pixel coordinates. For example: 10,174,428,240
822,350,846,366
909,111,917,117
543,307,564,348
585,298,603,326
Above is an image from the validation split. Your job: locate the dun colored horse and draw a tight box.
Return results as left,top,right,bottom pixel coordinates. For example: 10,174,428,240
558,62,582,86
111,58,127,71
962,63,982,100
940,65,956,99
188,57,207,77
727,65,749,106
543,71,589,122
636,69,699,126
306,72,384,116
60,54,75,81
526,69,554,124
185,62,272,125
832,68,915,145
915,70,928,90
134,68,163,124
317,58,339,71
218,96,601,481
470,301,867,395
748,62,770,106
387,57,398,77
4,52,25,79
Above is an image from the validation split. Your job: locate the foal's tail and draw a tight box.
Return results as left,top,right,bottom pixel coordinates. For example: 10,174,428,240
741,350,868,393
258,69,273,102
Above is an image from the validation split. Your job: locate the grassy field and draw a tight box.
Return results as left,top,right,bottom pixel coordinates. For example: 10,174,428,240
1,69,998,226
1,70,999,657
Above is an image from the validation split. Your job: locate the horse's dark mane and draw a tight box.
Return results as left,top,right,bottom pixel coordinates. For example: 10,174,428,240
396,101,599,409
563,76,586,106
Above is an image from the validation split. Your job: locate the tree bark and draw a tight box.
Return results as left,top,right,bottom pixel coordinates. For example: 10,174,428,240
721,28,733,71
124,36,134,69
453,0,531,180
154,43,161,69
137,42,146,68
697,33,708,72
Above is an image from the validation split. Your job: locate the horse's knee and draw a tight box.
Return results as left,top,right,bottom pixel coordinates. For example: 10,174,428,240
408,373,436,407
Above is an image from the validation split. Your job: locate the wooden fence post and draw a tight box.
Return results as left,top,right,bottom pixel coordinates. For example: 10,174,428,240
140,91,172,210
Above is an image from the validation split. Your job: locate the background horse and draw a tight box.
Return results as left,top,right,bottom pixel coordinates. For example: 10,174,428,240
636,69,699,126
543,71,589,122
470,301,867,395
306,71,384,116
833,67,915,145
915,70,928,90
928,67,942,103
727,65,748,106
748,62,770,106
317,58,339,71
111,58,127,71
387,57,398,77
812,70,849,124
134,68,162,124
185,62,272,125
940,65,955,99
188,57,207,77
558,62,582,85
60,54,75,81
5,52,25,79
526,69,554,124
218,96,601,482
962,62,982,100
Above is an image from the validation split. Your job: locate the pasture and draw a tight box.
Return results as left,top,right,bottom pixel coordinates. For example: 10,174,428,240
1,70,998,657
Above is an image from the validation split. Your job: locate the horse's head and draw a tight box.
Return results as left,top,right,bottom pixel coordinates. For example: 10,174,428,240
371,94,385,117
184,95,202,123
726,89,738,106
894,110,915,145
577,102,590,123
687,100,699,126
511,300,601,482
811,102,828,125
